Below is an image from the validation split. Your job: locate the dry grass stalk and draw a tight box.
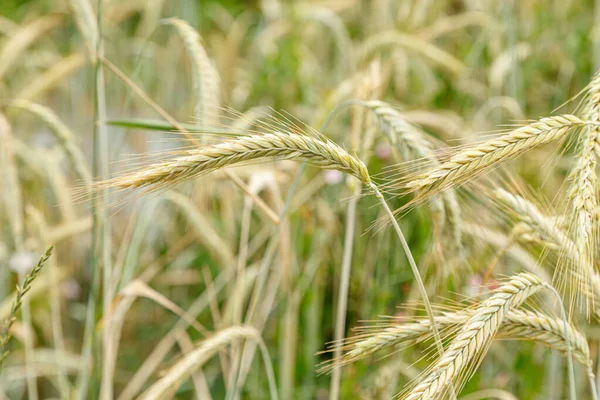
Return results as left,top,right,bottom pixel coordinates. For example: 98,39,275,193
67,0,98,61
406,115,592,195
9,100,92,183
25,207,69,397
0,15,63,81
15,53,85,102
404,273,544,399
98,131,371,191
138,326,277,400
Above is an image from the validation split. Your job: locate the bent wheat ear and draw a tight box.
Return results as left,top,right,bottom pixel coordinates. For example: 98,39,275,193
406,115,591,195
365,100,464,260
493,188,597,314
0,246,53,369
332,308,589,369
98,132,370,192
163,17,220,127
404,273,543,400
565,69,600,313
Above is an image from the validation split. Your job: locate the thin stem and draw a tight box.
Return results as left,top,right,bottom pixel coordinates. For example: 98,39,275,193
19,271,38,400
369,185,445,356
542,284,577,400
329,183,361,400
589,365,599,400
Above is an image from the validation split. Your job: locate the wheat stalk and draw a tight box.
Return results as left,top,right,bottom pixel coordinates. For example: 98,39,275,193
138,326,277,400
99,131,371,191
406,115,591,195
404,272,544,400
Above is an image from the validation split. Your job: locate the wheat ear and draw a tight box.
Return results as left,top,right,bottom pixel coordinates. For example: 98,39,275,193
9,100,92,183
404,272,544,400
99,131,371,190
331,308,589,369
493,188,597,317
493,189,577,258
365,100,464,260
406,115,591,195
163,17,220,127
0,246,53,369
565,70,600,310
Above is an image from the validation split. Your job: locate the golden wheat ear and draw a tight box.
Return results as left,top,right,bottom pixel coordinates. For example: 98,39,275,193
402,273,544,400
95,131,371,194
403,115,591,197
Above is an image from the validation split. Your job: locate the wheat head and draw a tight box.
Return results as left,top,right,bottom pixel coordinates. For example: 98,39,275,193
99,131,370,192
406,115,591,195
404,272,543,399
331,307,589,370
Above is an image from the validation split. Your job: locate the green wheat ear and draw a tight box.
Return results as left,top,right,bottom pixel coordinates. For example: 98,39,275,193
0,245,54,370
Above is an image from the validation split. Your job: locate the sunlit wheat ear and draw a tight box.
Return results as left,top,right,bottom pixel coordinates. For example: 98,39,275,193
403,115,592,197
499,309,590,367
492,188,595,313
0,246,53,369
364,100,464,262
492,189,576,256
162,17,221,127
403,273,544,400
96,131,370,193
326,308,590,370
564,69,600,313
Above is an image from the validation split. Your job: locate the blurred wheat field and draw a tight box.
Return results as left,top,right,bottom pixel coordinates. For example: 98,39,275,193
2,0,600,399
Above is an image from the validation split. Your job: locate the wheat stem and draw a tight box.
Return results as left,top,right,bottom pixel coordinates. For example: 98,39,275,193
370,184,445,358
